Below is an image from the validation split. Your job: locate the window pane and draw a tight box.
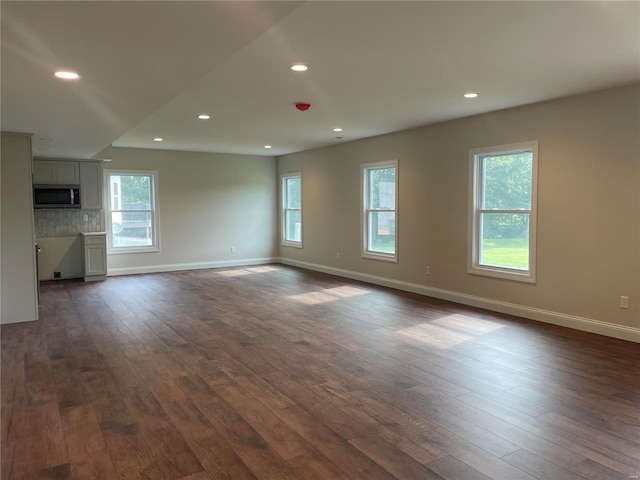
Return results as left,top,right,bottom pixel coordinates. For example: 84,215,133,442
369,167,396,209
481,152,532,210
108,173,155,250
368,211,396,253
111,212,153,248
285,210,301,242
480,213,529,270
286,177,301,208
120,175,151,206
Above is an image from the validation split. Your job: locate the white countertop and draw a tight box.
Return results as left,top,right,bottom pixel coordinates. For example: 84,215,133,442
79,232,107,236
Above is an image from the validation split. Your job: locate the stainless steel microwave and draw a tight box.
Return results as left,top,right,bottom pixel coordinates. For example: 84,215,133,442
33,185,81,208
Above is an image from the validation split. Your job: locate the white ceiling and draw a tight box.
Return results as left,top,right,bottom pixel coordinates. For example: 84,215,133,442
2,1,639,159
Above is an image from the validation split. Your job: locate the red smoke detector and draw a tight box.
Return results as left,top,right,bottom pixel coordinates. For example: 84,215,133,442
295,103,311,111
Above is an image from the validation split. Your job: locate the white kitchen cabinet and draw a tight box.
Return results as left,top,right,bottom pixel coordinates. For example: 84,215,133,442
56,161,80,184
33,160,80,185
32,160,56,184
80,161,103,209
81,233,107,281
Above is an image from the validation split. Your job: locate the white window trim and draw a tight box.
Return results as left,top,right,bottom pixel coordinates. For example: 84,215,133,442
467,141,538,283
361,159,398,263
105,169,160,255
281,172,302,248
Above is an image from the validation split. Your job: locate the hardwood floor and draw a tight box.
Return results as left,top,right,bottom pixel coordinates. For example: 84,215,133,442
2,265,639,479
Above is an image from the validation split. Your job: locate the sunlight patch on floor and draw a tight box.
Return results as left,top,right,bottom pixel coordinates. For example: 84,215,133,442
245,266,281,273
394,314,505,349
433,314,504,334
217,266,281,277
323,286,370,298
288,286,371,305
217,269,252,277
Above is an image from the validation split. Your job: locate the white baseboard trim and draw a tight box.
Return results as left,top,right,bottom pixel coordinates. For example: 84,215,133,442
280,258,640,343
108,257,279,277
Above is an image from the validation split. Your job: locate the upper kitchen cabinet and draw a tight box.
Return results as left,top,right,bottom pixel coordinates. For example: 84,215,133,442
33,160,79,185
33,159,103,209
80,162,103,209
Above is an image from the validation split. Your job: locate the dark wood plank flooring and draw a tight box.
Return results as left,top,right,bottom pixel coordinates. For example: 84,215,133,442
2,265,639,479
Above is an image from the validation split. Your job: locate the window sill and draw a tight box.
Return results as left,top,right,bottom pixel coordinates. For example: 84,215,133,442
468,265,535,283
282,241,303,249
362,251,397,263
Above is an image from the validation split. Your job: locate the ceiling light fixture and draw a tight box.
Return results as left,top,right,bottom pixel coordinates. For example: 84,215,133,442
198,114,210,120
153,137,163,142
54,70,80,80
333,128,343,132
290,64,308,72
264,145,272,149
464,92,479,98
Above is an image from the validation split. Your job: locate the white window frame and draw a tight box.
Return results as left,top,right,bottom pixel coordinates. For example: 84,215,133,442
105,170,160,254
361,159,398,263
281,172,302,248
468,141,538,283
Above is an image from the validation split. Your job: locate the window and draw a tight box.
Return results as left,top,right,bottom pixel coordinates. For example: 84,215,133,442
362,160,398,262
468,141,538,282
105,170,159,253
281,173,302,247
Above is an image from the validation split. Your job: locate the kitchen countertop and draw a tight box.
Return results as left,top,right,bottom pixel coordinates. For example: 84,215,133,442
79,232,107,236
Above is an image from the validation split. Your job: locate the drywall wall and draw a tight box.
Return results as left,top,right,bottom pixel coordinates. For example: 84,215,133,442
96,147,278,274
36,236,83,280
277,84,640,337
1,132,38,324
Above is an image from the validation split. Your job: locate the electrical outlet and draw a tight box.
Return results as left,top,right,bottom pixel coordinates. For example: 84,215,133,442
231,247,236,253
83,214,88,222
620,296,629,309
336,252,340,259
425,266,431,275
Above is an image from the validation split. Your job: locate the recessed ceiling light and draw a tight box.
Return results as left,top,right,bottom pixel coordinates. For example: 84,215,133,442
290,64,308,72
333,128,343,132
198,114,210,120
264,145,272,149
464,92,479,98
153,137,163,142
54,70,80,80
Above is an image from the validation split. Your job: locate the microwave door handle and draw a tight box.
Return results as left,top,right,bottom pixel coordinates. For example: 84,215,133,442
70,188,74,205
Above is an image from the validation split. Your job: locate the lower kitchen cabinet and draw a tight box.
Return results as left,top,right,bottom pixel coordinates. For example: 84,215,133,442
81,232,107,281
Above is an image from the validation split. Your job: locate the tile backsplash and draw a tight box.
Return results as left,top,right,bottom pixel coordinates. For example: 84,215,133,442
35,209,103,237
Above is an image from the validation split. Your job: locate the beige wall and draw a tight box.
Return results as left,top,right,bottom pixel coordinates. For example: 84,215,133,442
97,147,278,274
277,84,640,333
36,236,83,280
1,132,38,324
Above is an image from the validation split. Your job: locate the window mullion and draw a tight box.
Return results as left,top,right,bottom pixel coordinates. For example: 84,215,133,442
478,209,532,214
